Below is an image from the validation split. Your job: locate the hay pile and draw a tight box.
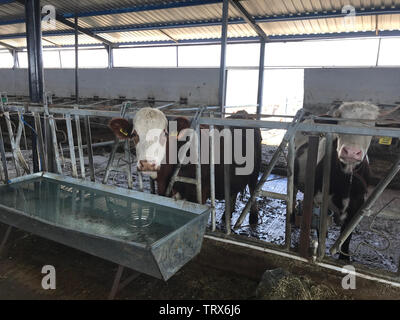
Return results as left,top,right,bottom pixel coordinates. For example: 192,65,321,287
256,268,345,300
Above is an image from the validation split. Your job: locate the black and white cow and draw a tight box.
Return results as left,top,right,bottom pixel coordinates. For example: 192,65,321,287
294,101,381,260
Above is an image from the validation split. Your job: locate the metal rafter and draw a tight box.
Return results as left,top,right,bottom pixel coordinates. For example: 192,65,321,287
54,12,114,48
229,0,268,41
16,0,114,48
0,40,17,50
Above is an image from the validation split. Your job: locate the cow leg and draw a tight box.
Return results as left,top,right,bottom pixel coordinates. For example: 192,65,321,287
221,192,237,225
291,186,298,224
248,184,259,226
337,195,363,261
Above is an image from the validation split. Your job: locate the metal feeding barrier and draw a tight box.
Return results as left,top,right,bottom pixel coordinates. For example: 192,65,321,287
0,95,400,288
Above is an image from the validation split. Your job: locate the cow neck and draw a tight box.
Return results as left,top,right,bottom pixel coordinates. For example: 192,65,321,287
336,155,369,196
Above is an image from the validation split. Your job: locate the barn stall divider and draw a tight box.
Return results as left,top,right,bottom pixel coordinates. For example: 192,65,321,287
0,92,400,292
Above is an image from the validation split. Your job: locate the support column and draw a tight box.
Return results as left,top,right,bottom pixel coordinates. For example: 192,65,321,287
219,0,231,234
25,0,43,173
256,40,265,119
107,45,114,69
218,0,229,113
25,0,44,103
75,14,79,104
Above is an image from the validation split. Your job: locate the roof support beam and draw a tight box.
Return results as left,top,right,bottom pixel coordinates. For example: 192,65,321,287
229,0,268,41
55,13,115,48
0,40,17,50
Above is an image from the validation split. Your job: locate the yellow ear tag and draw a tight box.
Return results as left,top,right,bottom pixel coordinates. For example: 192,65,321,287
379,137,392,145
120,128,129,136
170,131,178,137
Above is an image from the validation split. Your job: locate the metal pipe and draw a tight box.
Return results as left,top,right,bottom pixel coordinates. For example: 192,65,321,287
218,0,229,113
330,152,400,256
195,124,202,204
48,115,62,174
65,114,78,178
74,110,85,178
0,125,9,182
5,104,400,138
209,114,216,232
74,14,79,104
299,135,319,259
285,135,295,250
256,40,265,120
318,133,333,260
34,112,47,171
84,116,95,181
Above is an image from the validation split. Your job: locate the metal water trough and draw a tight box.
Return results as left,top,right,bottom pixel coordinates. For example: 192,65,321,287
0,172,210,281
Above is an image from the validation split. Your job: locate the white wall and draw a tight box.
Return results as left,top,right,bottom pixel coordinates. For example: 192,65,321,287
304,68,400,113
0,68,220,105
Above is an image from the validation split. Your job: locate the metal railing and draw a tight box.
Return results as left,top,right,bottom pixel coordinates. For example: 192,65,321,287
1,95,400,286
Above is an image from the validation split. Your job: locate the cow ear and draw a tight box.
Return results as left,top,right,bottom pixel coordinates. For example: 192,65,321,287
174,117,191,140
108,118,132,140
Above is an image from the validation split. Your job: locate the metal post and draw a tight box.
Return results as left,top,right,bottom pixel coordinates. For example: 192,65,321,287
318,133,333,259
256,40,266,120
285,135,295,250
33,112,47,171
74,14,79,104
84,116,95,181
25,0,44,103
209,113,216,231
0,126,9,182
219,0,230,233
74,110,85,179
66,114,78,178
107,45,114,69
25,0,43,173
218,0,229,113
44,93,55,172
195,124,202,204
49,115,62,174
299,135,319,259
12,49,19,69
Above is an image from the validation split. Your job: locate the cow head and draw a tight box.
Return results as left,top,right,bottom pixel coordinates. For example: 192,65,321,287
332,102,380,173
109,107,168,179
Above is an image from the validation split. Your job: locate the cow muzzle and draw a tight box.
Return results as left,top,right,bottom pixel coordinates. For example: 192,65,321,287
339,146,363,164
138,160,160,172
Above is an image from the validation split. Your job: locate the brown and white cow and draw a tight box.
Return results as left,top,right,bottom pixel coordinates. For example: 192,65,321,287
109,107,262,226
294,101,381,260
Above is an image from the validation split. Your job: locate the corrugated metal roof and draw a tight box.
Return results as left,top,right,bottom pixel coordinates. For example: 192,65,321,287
1,0,400,48
100,29,171,43
43,34,103,46
0,37,26,47
0,20,72,35
163,23,257,40
69,3,241,29
0,2,24,20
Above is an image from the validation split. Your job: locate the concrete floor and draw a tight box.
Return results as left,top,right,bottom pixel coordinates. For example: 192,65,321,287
0,223,399,300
